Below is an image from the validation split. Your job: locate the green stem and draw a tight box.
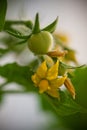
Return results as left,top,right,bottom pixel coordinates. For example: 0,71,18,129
4,20,33,29
0,90,29,94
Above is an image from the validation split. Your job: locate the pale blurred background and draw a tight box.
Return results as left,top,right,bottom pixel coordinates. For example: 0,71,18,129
0,0,87,130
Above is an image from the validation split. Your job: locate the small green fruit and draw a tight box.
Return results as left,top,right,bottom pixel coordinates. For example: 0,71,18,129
28,31,53,54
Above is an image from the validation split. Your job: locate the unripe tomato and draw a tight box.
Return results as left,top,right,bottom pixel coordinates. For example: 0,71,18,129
28,31,54,54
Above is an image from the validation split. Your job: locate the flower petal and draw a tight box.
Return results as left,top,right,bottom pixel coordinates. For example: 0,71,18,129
31,74,40,86
64,78,76,99
47,60,59,80
47,89,60,98
36,61,47,78
39,80,50,93
50,76,67,89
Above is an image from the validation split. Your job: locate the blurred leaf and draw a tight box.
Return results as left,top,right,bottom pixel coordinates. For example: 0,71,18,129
0,35,27,55
0,48,9,56
42,17,58,33
0,63,36,92
0,40,27,57
0,0,7,31
59,66,87,129
71,66,87,108
5,28,30,39
4,20,32,40
4,20,33,29
0,92,4,104
33,13,40,34
41,91,87,117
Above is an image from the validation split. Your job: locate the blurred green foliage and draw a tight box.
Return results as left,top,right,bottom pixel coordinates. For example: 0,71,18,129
59,66,87,129
0,0,7,31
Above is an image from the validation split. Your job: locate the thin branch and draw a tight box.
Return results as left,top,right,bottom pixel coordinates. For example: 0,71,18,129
0,90,29,94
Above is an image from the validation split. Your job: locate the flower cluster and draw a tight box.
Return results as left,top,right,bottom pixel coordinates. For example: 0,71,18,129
32,60,66,98
32,59,76,99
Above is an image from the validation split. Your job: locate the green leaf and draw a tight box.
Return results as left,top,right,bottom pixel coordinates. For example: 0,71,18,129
0,92,4,104
5,28,30,39
0,35,28,56
0,48,9,56
59,66,87,129
4,20,33,29
4,20,32,39
24,21,33,29
0,0,7,31
42,17,58,33
15,39,28,45
71,66,87,108
33,13,40,34
41,91,87,117
0,63,35,92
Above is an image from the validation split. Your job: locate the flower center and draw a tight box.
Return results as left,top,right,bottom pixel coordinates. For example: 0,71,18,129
38,79,50,93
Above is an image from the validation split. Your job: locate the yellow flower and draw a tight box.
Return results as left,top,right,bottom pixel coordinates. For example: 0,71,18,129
32,60,66,98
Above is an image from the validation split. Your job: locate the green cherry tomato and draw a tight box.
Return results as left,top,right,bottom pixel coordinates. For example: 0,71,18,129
28,31,54,54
